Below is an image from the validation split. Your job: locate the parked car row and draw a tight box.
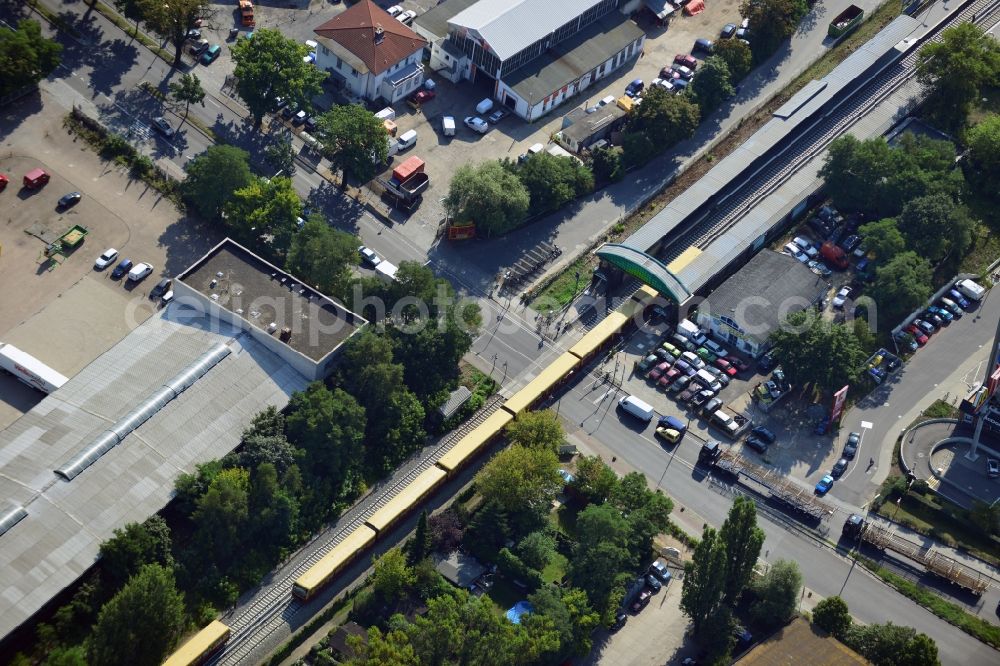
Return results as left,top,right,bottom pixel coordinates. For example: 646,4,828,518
628,559,672,615
897,280,981,351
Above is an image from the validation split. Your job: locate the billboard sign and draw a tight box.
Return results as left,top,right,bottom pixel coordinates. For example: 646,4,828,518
960,383,989,415
830,385,849,423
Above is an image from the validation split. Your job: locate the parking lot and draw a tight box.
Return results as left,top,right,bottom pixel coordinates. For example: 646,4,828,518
192,0,747,244
0,101,221,428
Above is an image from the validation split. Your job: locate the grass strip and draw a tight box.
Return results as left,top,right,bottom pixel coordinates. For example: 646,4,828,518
30,0,80,37
854,555,1000,648
90,1,176,64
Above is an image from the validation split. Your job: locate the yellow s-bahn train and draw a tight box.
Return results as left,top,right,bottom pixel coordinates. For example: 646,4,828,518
291,286,657,602
162,620,230,666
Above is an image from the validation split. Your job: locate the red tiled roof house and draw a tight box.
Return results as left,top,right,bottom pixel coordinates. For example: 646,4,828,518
314,0,428,103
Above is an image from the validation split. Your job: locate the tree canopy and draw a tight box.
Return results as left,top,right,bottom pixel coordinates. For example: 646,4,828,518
0,19,62,97
88,564,185,666
719,496,765,606
917,23,1000,129
223,175,303,256
844,622,940,666
98,516,174,589
769,311,867,391
137,0,210,66
858,218,906,263
569,455,619,505
624,86,700,165
285,383,366,491
749,559,802,629
871,252,933,326
182,145,254,219
896,194,973,264
515,152,594,216
691,56,735,117
168,73,205,123
964,113,1000,199
505,410,565,452
474,445,561,516
714,39,753,81
740,0,809,62
444,161,530,237
569,503,633,620
812,595,852,638
285,216,358,300
681,525,728,635
315,104,389,184
231,28,326,126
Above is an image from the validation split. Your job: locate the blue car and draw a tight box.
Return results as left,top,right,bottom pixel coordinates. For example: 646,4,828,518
625,79,644,97
814,416,830,436
947,289,971,309
110,258,133,280
815,474,834,495
928,306,953,323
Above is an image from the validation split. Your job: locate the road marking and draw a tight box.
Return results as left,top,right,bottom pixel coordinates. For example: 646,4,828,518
593,388,613,404
860,421,872,429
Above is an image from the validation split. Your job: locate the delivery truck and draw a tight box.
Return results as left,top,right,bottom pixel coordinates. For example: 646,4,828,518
0,342,68,394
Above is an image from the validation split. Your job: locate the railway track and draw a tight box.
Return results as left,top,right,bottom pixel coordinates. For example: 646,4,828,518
211,394,506,665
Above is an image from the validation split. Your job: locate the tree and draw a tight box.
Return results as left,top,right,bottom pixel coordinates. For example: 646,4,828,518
428,509,465,553
516,152,594,215
0,19,62,96
286,217,358,300
138,0,210,66
232,28,326,127
408,511,432,564
505,410,565,452
569,455,618,505
112,0,142,34
871,252,933,326
770,312,867,391
681,526,727,635
99,516,174,588
192,468,250,563
845,623,940,666
264,135,296,178
719,496,765,606
964,113,1000,198
88,564,185,666
45,646,87,666
347,626,420,666
691,56,735,117
527,586,600,659
917,23,1000,129
699,606,736,665
896,194,973,263
589,145,623,183
714,38,753,81
315,104,390,184
812,595,852,638
223,176,303,256
608,472,673,568
285,383,366,491
749,559,801,629
475,445,561,515
182,145,253,219
168,73,205,124
858,218,906,263
740,0,809,62
371,548,416,602
967,500,1000,536
627,86,700,153
516,531,556,571
569,504,633,618
444,161,530,237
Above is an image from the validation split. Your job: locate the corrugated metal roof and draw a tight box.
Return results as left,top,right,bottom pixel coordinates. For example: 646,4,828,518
449,0,609,61
0,309,308,640
623,14,919,255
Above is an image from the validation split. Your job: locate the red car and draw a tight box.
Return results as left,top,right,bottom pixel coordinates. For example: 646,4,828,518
659,66,681,80
674,53,698,70
658,368,680,388
904,325,928,346
408,89,436,105
714,358,738,376
0,173,8,192
648,362,670,381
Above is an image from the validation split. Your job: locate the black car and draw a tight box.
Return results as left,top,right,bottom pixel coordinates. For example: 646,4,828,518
757,352,777,373
304,116,318,132
923,311,944,327
751,426,776,443
282,105,298,120
839,234,862,252
645,574,662,592
832,458,849,478
611,612,627,632
150,278,172,299
57,192,82,208
745,435,768,453
110,258,133,280
843,431,860,458
721,22,737,38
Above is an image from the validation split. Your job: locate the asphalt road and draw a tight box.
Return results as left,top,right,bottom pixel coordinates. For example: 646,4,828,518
554,359,1000,665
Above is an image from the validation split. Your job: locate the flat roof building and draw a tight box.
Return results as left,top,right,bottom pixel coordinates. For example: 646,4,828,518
175,238,367,381
694,250,828,358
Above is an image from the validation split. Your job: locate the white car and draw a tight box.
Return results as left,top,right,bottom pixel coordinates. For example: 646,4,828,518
792,236,818,258
651,78,674,92
151,117,175,138
782,242,807,263
386,5,403,17
127,262,154,282
358,245,381,267
397,9,417,24
94,248,119,270
832,286,853,309
464,116,489,134
598,95,616,107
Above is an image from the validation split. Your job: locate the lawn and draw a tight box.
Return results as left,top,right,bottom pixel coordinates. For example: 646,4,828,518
542,551,568,585
487,577,526,615
549,501,579,538
529,258,593,312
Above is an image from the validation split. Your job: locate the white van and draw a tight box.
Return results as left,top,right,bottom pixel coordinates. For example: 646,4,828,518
396,129,417,150
375,107,396,122
677,319,707,346
618,395,654,423
476,98,494,115
956,278,985,301
694,368,717,389
442,115,455,136
681,350,705,370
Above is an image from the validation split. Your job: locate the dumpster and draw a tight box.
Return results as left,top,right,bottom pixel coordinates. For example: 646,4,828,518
392,156,425,183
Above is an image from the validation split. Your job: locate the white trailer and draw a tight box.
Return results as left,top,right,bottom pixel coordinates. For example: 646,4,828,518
376,260,399,282
0,342,68,394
